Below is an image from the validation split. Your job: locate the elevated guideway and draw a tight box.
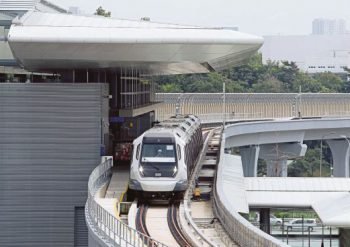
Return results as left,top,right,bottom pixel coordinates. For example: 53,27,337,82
213,117,350,246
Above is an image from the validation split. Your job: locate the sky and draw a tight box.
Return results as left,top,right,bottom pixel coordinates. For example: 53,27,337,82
51,0,350,36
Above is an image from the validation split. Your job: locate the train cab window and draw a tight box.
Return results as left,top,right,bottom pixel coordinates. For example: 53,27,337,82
136,144,140,160
177,144,181,160
141,144,176,161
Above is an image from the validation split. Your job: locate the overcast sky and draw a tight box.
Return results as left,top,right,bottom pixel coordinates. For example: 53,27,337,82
51,0,350,36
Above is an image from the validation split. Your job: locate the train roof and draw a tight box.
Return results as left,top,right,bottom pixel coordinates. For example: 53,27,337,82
145,115,201,142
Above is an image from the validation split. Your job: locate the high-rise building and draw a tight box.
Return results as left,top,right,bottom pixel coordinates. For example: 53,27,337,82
312,18,346,35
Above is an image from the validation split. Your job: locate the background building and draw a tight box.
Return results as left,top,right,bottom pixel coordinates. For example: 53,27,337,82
260,34,350,73
312,18,347,35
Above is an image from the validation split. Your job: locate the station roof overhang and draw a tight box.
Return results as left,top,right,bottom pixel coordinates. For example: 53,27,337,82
7,11,264,75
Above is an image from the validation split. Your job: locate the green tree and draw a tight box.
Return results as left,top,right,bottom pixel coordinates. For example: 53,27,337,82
95,6,111,17
251,76,285,93
313,72,345,92
292,73,322,93
160,83,183,93
288,147,330,177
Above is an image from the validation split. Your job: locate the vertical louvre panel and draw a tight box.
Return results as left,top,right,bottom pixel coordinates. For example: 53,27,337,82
0,83,108,247
74,207,88,247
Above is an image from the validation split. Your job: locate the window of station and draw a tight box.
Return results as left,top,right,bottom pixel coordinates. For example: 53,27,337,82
119,68,155,109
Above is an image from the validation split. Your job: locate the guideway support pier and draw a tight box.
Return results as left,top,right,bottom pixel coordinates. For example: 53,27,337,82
327,139,350,177
240,143,307,177
259,208,271,234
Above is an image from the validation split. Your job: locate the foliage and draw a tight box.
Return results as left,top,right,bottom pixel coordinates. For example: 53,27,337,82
288,141,331,177
154,53,348,94
95,6,111,17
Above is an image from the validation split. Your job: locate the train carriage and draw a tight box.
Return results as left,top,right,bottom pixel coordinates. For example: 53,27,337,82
129,115,203,199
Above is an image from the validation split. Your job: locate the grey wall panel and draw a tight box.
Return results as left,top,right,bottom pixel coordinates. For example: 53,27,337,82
74,207,88,247
0,83,109,247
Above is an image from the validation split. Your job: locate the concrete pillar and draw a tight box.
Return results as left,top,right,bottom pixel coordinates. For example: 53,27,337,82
239,145,260,177
339,228,350,247
259,208,270,234
259,143,307,177
266,159,288,177
326,139,350,177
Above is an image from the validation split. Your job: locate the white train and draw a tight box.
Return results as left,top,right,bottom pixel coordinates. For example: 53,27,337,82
129,115,203,199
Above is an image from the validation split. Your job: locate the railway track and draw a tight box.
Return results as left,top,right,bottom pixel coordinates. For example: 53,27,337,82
136,203,192,247
167,203,191,247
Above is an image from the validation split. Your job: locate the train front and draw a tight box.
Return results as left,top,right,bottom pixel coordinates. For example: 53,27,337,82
129,133,187,199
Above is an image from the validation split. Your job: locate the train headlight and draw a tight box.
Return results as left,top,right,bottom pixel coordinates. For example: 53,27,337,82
139,165,144,176
173,166,178,176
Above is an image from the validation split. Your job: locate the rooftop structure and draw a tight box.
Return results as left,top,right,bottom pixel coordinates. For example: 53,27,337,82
8,11,263,74
0,0,66,68
0,0,67,13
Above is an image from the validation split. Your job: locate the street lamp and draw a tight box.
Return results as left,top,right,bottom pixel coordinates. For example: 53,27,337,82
222,81,226,126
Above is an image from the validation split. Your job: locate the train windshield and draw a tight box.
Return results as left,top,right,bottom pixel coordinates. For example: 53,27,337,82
140,143,177,177
141,144,176,163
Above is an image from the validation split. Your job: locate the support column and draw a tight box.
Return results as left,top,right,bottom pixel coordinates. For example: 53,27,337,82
339,228,350,247
326,139,350,177
239,145,260,177
266,159,288,177
259,208,270,234
259,143,307,177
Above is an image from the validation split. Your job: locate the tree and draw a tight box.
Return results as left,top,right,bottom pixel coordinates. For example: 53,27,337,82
160,83,183,93
95,6,111,17
292,73,322,93
313,72,345,93
251,76,285,93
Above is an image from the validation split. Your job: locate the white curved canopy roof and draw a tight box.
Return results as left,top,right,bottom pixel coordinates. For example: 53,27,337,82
8,11,263,74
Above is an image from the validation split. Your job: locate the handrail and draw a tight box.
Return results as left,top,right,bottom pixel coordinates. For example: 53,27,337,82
85,156,169,247
213,134,290,247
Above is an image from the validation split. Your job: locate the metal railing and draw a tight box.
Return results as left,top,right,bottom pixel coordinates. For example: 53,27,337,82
155,93,350,122
85,156,169,247
213,135,290,247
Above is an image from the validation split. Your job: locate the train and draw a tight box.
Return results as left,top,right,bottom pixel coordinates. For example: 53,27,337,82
129,115,203,199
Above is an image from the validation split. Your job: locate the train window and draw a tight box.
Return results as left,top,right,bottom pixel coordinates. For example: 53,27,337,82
136,144,140,160
177,144,181,160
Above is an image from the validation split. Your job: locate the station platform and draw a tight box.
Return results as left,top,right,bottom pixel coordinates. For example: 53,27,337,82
95,167,130,218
